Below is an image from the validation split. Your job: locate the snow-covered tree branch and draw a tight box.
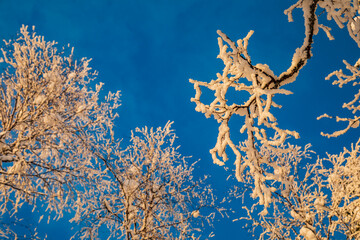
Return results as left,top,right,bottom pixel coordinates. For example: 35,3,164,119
0,25,120,237
73,122,224,240
0,25,224,239
318,59,360,138
190,0,360,239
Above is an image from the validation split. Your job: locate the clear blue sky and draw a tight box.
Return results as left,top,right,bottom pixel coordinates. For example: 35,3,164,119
0,0,359,239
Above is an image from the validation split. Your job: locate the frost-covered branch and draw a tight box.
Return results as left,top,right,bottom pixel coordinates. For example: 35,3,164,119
73,122,224,240
0,25,120,237
190,0,360,208
318,59,360,137
190,0,360,239
237,140,360,239
238,144,325,240
189,0,321,208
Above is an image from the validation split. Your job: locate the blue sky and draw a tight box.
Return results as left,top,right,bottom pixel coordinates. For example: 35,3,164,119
0,0,359,239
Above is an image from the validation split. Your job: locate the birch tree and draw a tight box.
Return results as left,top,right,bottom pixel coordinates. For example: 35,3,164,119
190,0,360,239
73,122,223,240
0,25,120,237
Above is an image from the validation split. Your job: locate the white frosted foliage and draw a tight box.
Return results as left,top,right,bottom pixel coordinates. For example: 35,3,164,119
190,0,360,239
0,25,120,238
73,122,223,240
